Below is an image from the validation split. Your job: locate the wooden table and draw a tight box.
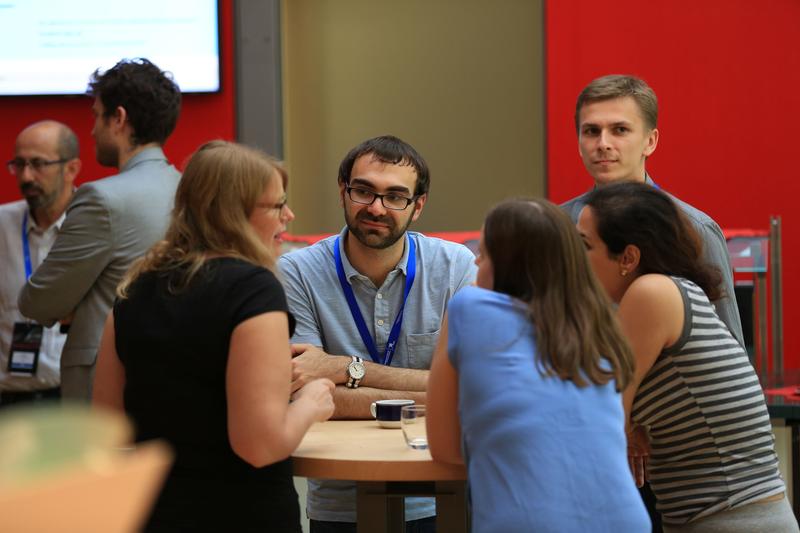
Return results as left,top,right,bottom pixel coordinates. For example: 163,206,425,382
292,420,468,533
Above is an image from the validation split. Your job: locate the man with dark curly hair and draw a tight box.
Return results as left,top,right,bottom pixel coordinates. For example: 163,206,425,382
19,58,182,401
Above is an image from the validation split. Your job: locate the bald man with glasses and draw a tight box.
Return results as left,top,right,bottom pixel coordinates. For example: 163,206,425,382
0,120,81,406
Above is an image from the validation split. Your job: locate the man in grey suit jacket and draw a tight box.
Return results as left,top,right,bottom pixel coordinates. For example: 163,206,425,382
19,58,182,401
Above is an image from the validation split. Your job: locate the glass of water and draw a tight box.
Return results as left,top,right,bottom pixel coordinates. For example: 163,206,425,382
401,405,428,449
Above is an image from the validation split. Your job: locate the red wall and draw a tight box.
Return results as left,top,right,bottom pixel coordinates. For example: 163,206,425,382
546,0,800,367
0,0,235,203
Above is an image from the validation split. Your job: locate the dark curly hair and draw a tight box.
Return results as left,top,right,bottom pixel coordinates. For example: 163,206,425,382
88,58,181,146
585,182,723,300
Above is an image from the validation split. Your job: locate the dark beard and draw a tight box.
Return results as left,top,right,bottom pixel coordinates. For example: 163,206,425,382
345,210,413,250
20,180,60,211
95,142,119,168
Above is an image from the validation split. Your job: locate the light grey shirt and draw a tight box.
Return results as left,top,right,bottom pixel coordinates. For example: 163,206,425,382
278,228,476,523
560,174,745,348
0,200,66,391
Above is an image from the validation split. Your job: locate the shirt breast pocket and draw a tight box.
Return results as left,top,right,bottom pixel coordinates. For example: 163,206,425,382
405,330,440,370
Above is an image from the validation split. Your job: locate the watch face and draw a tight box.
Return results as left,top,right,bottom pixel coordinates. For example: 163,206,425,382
349,361,366,379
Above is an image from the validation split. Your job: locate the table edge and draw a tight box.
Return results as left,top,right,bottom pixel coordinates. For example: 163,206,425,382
292,455,466,481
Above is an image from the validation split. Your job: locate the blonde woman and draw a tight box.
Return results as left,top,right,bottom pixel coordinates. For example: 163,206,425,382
94,141,334,532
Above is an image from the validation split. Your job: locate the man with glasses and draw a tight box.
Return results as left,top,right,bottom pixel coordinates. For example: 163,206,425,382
279,135,476,533
0,120,80,406
18,58,181,401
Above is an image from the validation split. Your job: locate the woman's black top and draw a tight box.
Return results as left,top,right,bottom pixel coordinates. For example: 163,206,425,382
114,258,299,532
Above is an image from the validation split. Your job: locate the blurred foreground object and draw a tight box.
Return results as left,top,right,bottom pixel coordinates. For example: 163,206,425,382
0,404,172,532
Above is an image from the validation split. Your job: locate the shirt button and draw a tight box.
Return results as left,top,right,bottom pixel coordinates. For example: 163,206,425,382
377,319,384,326
376,293,383,299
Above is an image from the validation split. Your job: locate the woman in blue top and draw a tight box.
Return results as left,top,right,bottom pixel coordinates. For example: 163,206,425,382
427,198,650,532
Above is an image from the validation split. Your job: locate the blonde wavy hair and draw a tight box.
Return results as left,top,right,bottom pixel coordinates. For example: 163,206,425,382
118,140,286,298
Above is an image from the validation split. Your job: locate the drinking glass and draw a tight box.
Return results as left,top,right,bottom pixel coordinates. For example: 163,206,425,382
400,405,428,449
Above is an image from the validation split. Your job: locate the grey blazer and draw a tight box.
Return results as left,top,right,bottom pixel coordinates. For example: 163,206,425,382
18,147,180,396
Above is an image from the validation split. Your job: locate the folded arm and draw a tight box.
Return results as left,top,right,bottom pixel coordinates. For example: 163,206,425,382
291,344,428,419
291,343,428,391
19,185,113,325
330,386,426,419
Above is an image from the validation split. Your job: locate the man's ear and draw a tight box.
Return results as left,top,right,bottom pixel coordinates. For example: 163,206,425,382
620,244,641,274
410,193,427,222
643,127,659,157
111,106,128,131
338,180,347,208
63,159,81,185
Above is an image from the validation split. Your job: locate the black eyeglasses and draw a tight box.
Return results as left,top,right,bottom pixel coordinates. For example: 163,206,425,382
345,186,417,211
7,158,68,175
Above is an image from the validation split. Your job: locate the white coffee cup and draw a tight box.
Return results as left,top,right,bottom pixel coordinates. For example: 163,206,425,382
370,399,415,429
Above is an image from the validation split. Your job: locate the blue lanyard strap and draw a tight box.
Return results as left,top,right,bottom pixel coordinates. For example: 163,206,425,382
334,233,416,366
21,211,33,280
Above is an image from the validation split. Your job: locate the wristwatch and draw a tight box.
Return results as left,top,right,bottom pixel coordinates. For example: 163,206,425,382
346,356,366,389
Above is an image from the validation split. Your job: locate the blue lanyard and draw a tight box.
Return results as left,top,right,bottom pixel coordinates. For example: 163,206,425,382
334,233,416,366
21,211,33,280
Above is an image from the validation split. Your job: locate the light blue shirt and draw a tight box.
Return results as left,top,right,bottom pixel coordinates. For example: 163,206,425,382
448,286,651,532
278,228,476,523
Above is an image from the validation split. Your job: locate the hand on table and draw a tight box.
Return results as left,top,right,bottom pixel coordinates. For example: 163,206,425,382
291,344,348,392
627,425,650,488
292,378,336,422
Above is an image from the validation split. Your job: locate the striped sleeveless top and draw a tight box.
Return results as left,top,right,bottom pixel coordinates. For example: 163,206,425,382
631,276,784,525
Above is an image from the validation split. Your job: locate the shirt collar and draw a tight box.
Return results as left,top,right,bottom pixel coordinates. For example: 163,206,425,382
25,208,67,235
591,171,655,192
336,226,412,281
121,146,168,172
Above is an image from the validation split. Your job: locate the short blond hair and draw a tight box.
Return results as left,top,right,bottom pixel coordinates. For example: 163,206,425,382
575,75,658,133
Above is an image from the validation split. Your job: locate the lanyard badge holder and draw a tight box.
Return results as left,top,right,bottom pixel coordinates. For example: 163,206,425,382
334,234,417,367
10,211,43,377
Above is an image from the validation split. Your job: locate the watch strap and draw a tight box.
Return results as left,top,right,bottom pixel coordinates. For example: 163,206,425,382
346,356,364,389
